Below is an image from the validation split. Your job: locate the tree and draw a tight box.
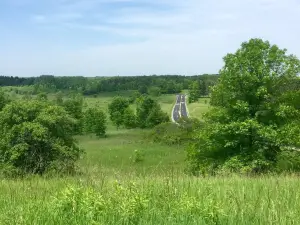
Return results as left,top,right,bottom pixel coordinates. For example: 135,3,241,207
111,111,123,129
123,107,137,129
187,38,300,175
199,80,207,96
55,91,64,105
83,107,107,137
0,91,10,111
62,95,84,134
188,81,200,103
146,106,170,128
138,85,148,95
36,92,48,101
108,96,129,128
136,96,169,128
0,100,82,175
148,86,161,97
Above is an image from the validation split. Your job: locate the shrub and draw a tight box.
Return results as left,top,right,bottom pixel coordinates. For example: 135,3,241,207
151,118,203,146
0,100,83,175
123,107,137,129
83,107,107,137
136,96,169,128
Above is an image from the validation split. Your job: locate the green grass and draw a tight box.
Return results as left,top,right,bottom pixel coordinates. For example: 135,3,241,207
1,129,300,224
1,90,299,224
77,129,185,176
1,172,300,224
187,97,210,120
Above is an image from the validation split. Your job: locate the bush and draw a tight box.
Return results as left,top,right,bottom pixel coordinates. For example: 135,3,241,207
83,107,107,137
133,149,145,163
136,96,169,128
151,118,203,146
62,95,84,134
0,100,83,175
123,108,137,129
108,96,129,129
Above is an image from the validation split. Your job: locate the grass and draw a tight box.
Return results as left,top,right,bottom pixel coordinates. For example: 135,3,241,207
187,97,211,120
1,90,299,224
77,129,185,177
1,172,300,224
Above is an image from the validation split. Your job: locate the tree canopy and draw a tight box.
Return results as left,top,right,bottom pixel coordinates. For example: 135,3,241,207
187,38,300,175
0,100,82,175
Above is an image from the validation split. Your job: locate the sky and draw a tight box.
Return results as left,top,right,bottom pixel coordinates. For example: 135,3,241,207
0,0,300,77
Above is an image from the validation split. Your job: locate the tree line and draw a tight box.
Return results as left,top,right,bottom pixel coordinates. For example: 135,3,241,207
0,75,219,96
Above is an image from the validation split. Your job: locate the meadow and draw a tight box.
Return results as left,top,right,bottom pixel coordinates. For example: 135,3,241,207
0,90,299,224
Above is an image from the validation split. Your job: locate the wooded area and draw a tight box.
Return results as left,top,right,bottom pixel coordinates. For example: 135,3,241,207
0,74,219,95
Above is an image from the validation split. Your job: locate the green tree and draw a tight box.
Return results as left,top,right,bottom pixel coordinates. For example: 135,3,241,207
36,92,48,101
188,81,200,103
136,96,169,128
138,85,148,95
187,38,300,175
0,91,10,111
0,100,82,175
146,106,169,128
199,80,207,96
112,111,123,129
55,91,64,105
148,86,161,97
63,95,84,134
83,107,107,137
123,107,137,129
108,96,129,128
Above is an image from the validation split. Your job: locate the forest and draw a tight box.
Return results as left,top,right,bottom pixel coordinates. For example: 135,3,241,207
0,74,219,95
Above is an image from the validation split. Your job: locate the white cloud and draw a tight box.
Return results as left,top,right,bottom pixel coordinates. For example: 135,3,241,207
1,0,300,76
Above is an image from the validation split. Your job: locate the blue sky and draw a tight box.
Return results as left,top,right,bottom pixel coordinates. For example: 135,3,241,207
1,0,300,76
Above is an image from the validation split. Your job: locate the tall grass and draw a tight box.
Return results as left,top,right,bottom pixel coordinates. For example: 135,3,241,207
1,92,299,224
1,175,300,224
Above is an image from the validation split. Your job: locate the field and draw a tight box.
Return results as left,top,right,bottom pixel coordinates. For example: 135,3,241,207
0,91,299,224
187,97,211,120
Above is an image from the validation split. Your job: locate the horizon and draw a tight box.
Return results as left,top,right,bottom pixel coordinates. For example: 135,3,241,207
1,0,300,77
0,73,219,78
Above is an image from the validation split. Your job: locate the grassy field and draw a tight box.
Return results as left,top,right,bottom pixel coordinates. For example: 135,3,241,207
187,97,211,120
1,168,300,224
1,90,299,224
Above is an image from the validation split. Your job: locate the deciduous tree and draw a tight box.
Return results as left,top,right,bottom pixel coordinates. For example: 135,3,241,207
0,100,82,175
187,38,300,175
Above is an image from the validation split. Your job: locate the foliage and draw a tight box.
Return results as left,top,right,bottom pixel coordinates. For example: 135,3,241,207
0,74,219,95
55,91,64,105
62,95,84,134
188,81,200,103
136,96,169,128
108,96,129,129
83,107,107,137
138,85,148,94
123,107,137,129
50,182,149,225
36,92,48,101
128,91,141,104
188,78,212,103
148,86,161,97
187,38,300,175
0,100,82,175
151,118,204,146
133,149,145,163
0,90,10,111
